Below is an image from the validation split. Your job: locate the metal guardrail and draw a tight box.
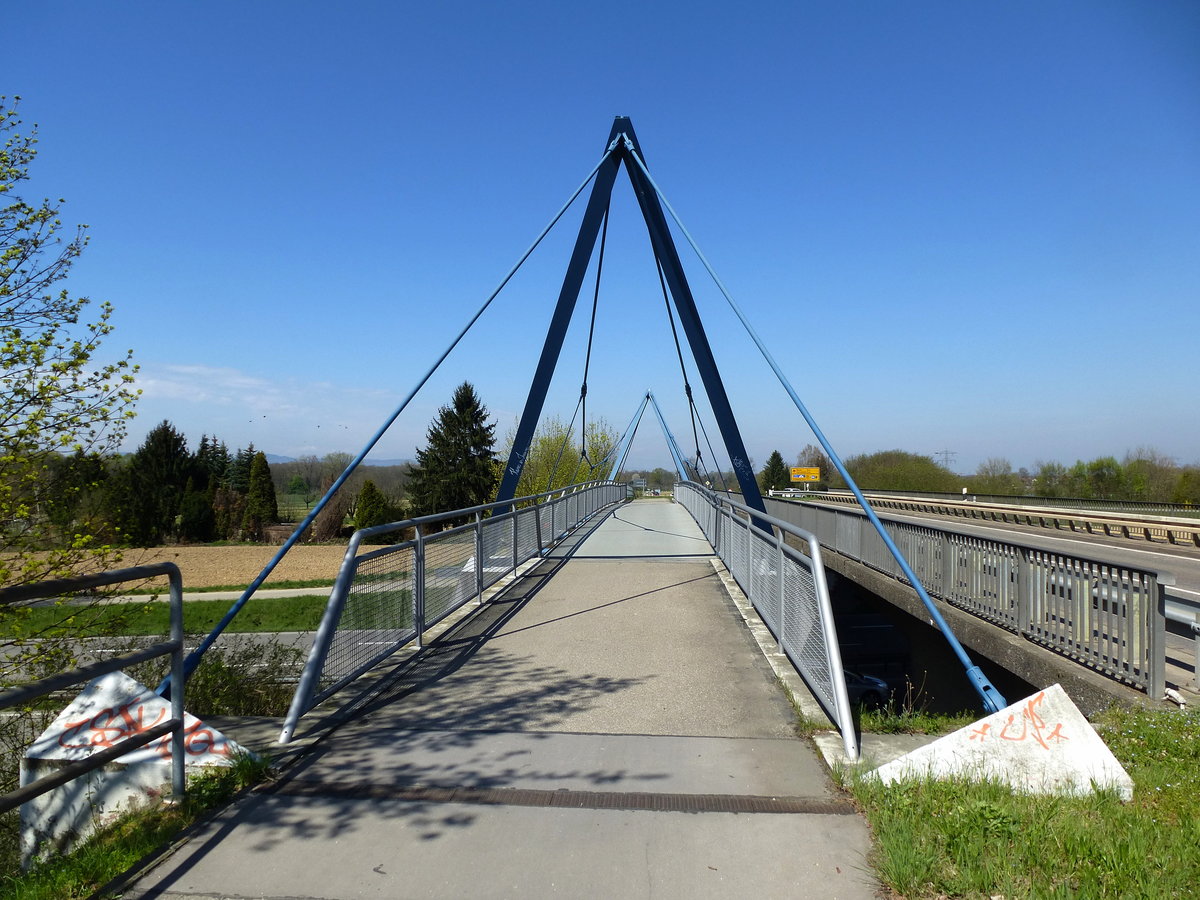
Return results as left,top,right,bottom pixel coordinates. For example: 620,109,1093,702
674,482,859,761
279,481,626,743
801,488,1200,520
0,564,186,815
769,490,1200,548
763,496,1171,699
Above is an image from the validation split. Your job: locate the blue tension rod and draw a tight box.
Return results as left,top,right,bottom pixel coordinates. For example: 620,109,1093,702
625,140,1007,714
609,393,650,481
646,391,688,481
160,145,618,695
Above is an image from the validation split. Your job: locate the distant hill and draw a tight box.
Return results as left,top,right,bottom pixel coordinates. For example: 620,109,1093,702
263,453,296,464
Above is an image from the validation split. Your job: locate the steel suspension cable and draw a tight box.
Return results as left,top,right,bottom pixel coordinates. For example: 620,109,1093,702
621,138,1006,713
579,203,610,466
164,145,618,692
653,258,704,471
545,395,583,494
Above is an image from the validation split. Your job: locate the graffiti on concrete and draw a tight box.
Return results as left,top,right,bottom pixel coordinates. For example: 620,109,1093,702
968,691,1068,750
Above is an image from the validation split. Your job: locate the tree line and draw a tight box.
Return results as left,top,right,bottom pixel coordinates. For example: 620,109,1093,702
755,445,1200,505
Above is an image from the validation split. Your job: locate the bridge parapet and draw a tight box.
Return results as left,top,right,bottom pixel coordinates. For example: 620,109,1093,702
764,496,1171,701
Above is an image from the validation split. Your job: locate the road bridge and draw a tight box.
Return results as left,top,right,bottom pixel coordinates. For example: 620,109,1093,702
763,493,1199,711
126,499,882,900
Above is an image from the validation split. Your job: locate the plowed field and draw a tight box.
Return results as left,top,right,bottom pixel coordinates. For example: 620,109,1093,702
119,544,348,589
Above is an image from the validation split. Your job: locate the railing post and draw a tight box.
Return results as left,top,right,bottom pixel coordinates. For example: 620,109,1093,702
512,511,520,573
475,511,485,605
1016,548,1034,635
776,527,785,653
415,529,426,649
1148,575,1168,700
534,499,544,557
168,567,186,801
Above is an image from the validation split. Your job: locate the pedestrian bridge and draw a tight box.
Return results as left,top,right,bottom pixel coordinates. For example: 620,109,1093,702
128,496,883,899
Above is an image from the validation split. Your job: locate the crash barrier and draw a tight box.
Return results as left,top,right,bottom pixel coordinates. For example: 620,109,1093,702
279,481,626,742
763,496,1170,699
0,564,186,814
674,482,858,760
769,490,1200,548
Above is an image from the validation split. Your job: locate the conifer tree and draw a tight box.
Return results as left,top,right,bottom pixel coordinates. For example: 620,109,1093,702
758,450,790,492
408,382,497,520
241,451,278,540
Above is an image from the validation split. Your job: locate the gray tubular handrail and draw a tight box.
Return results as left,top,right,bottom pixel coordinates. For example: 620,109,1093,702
0,563,186,815
674,482,859,761
279,481,625,743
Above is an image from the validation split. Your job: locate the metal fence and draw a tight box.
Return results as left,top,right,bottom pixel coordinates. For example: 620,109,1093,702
279,481,626,743
674,482,858,760
762,496,1170,698
0,564,187,815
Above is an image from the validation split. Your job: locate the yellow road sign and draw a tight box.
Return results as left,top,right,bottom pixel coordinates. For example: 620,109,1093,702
790,467,820,482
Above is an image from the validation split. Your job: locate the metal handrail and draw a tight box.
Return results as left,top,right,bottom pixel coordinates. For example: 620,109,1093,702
674,482,858,760
0,564,186,815
279,481,625,743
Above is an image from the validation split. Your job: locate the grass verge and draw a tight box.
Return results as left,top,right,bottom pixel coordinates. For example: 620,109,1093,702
120,578,335,594
845,705,1200,899
3,594,332,638
1,753,271,900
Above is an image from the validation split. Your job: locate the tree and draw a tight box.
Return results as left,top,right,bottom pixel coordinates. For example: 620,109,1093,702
115,420,191,545
408,383,497,519
843,450,958,493
1,96,138,587
1032,460,1068,497
796,444,838,489
758,450,790,492
241,451,279,540
353,479,396,532
501,416,620,500
970,458,1023,495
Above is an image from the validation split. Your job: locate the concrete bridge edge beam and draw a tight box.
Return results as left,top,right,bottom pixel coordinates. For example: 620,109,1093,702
821,552,1160,717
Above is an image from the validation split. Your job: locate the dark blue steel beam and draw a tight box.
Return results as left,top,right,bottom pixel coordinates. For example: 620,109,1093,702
494,122,625,509
613,119,769,526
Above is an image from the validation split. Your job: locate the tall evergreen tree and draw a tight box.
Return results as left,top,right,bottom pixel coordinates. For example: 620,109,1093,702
758,450,790,492
118,420,192,545
241,451,278,540
408,382,497,520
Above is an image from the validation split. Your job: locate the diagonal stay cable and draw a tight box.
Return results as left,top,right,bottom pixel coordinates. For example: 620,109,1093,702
654,257,704,469
579,202,611,466
622,137,1006,713
164,144,619,691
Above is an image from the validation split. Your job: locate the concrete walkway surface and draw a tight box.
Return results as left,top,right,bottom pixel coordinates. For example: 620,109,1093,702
124,499,882,899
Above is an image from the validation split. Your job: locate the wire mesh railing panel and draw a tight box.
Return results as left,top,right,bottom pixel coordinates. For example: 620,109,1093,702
781,557,835,711
422,526,477,625
538,503,555,552
516,507,539,565
480,516,514,591
321,546,416,688
749,532,779,635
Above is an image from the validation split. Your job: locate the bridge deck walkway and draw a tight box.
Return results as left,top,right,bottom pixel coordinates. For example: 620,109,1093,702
128,499,879,899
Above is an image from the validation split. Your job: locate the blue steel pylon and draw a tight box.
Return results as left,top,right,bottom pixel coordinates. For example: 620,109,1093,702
495,117,767,526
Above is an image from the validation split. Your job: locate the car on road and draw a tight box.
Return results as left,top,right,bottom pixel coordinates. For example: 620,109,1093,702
843,670,890,708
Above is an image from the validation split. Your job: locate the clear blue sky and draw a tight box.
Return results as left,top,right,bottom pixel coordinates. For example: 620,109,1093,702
9,2,1199,476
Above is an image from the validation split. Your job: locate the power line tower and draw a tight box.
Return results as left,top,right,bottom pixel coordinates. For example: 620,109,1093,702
934,449,957,471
